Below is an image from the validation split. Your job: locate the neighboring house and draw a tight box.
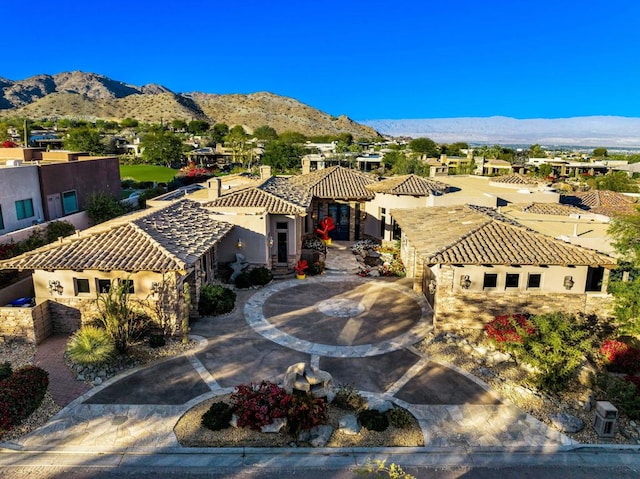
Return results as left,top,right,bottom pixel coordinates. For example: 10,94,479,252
364,174,450,241
0,162,45,234
0,200,233,341
391,204,616,330
483,159,513,176
0,148,121,231
488,173,543,189
561,190,639,218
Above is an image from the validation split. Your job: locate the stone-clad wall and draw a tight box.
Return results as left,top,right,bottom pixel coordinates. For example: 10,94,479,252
434,266,615,330
0,302,51,344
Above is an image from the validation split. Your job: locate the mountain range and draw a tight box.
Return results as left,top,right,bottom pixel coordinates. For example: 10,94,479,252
0,71,379,139
361,116,640,148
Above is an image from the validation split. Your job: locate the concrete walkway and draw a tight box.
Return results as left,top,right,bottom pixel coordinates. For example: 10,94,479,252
3,241,576,454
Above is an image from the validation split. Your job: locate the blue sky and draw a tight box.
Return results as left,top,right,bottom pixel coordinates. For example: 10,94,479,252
4,0,640,120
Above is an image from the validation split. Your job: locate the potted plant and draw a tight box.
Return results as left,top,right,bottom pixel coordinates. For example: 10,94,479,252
294,260,308,279
315,217,335,245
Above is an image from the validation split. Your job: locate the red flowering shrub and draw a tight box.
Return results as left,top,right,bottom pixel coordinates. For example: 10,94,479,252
600,339,640,374
230,381,292,430
485,314,536,348
0,366,49,432
287,393,327,435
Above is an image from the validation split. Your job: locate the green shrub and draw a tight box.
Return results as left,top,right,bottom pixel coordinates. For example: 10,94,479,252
595,372,640,419
249,267,273,286
307,261,325,276
44,221,76,243
0,362,12,381
0,366,49,431
234,272,252,289
334,383,366,411
66,326,116,365
502,312,592,392
148,333,166,348
201,402,233,431
358,409,389,432
198,284,236,316
388,407,414,428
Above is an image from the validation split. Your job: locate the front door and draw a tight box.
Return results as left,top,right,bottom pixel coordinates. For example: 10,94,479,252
328,203,350,241
277,232,288,264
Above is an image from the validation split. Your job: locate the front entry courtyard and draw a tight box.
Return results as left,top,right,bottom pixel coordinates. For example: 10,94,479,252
12,244,575,451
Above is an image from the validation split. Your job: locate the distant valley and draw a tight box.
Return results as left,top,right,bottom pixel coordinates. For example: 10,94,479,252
361,116,640,149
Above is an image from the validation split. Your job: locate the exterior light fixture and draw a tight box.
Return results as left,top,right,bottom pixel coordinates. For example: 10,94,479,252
563,276,575,290
268,235,274,248
48,280,63,295
460,275,471,289
236,238,243,249
151,282,160,293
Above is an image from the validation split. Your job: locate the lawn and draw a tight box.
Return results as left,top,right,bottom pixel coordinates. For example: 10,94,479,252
119,164,179,183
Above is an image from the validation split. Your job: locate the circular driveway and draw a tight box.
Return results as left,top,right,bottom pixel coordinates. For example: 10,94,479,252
244,276,433,357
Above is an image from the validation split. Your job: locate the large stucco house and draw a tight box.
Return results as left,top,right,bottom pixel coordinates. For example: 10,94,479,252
392,204,617,329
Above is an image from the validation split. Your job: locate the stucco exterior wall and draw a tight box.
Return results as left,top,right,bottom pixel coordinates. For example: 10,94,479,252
0,164,45,233
365,194,429,240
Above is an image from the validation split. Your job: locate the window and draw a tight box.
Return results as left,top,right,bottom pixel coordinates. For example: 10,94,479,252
483,273,498,289
527,273,542,289
276,222,288,230
74,278,90,295
97,279,111,293
62,190,79,214
505,273,520,288
0,205,4,230
120,279,134,294
15,198,34,220
586,267,605,292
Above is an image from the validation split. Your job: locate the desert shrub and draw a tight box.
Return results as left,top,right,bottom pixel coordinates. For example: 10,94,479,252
0,366,49,431
201,402,233,431
599,339,640,374
485,314,536,354
518,313,592,392
334,383,366,411
358,409,389,432
95,279,141,353
287,392,328,435
44,220,76,243
148,333,166,348
234,272,252,289
249,267,273,286
0,362,12,381
357,459,416,479
387,407,414,429
66,326,116,365
198,284,236,316
230,381,291,430
595,372,640,419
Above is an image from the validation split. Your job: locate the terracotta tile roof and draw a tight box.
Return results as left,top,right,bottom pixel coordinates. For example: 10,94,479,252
365,174,449,196
205,177,310,214
490,173,540,185
0,200,234,272
288,166,376,199
391,205,615,267
520,202,587,216
561,190,638,217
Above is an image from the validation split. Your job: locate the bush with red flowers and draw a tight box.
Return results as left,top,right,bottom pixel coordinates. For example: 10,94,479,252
600,339,640,374
485,314,536,348
0,366,49,433
230,381,292,430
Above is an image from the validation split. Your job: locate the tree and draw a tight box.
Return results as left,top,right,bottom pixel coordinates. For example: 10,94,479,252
171,119,187,131
408,137,438,157
85,192,132,225
187,120,210,134
442,142,469,157
140,130,184,167
529,144,547,158
278,131,307,144
261,141,305,172
63,127,105,155
252,125,278,140
208,123,229,145
538,163,554,178
225,125,253,169
120,118,139,128
587,171,639,193
593,147,608,158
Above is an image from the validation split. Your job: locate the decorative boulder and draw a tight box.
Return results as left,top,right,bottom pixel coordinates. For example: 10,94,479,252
283,362,334,398
261,417,287,433
550,413,584,433
338,414,361,435
364,397,394,413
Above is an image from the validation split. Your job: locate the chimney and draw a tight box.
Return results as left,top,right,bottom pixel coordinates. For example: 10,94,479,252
440,154,447,163
208,177,222,200
302,158,311,175
260,165,272,180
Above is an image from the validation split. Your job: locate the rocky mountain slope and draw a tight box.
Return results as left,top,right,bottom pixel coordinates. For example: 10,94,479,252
0,71,379,138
